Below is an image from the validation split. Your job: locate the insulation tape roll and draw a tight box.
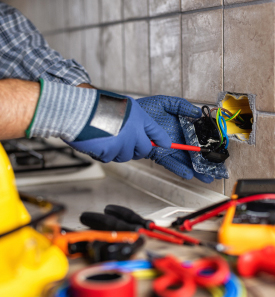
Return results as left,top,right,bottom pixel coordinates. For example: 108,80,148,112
70,266,136,297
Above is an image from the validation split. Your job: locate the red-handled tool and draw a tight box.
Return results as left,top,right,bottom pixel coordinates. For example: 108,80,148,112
80,212,185,245
178,194,275,231
148,252,230,297
151,141,210,153
104,205,226,252
237,246,275,277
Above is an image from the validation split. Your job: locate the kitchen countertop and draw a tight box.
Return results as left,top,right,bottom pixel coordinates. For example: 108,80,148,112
19,174,175,230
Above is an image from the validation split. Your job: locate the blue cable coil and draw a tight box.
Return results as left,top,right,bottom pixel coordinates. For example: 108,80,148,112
223,273,242,297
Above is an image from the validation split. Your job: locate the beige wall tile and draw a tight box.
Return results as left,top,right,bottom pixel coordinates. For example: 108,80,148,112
224,115,275,196
124,0,148,19
152,163,225,194
224,4,275,112
67,31,85,66
66,0,85,28
224,0,255,4
149,0,180,16
83,0,99,25
150,16,182,97
101,0,122,22
182,10,223,104
46,0,66,31
102,24,124,92
125,21,150,94
181,0,222,12
84,28,104,88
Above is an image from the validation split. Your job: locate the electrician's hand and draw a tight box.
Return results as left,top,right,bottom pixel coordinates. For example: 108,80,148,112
27,81,171,163
137,95,214,183
68,91,172,163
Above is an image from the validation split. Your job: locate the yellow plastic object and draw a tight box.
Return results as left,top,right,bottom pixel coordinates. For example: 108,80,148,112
220,93,253,141
218,180,275,255
0,143,68,297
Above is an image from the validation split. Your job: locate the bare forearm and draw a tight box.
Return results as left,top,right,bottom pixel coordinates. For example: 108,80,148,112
0,79,40,140
0,79,96,141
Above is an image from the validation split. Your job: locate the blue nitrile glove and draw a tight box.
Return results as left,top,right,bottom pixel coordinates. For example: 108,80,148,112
67,90,172,163
27,80,171,163
137,96,214,183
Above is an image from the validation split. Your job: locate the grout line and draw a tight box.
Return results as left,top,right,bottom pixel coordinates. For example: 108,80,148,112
147,0,152,96
147,0,155,169
180,13,183,98
122,0,126,93
257,110,275,116
222,2,225,93
224,0,275,9
43,6,224,36
222,0,225,197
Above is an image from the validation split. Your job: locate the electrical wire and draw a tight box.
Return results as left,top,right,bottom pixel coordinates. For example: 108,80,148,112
225,110,242,122
218,111,229,149
216,108,224,147
210,107,243,123
209,286,224,297
202,105,222,150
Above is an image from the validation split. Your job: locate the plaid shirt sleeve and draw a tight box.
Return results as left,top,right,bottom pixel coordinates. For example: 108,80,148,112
0,2,91,86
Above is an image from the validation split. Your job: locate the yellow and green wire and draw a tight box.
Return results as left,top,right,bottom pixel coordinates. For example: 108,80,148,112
216,108,229,149
222,109,244,123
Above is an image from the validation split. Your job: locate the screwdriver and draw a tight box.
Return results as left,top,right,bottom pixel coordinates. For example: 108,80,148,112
80,212,185,245
104,205,226,252
151,141,210,153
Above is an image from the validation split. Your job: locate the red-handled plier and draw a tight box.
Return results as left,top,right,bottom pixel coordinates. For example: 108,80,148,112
148,252,230,297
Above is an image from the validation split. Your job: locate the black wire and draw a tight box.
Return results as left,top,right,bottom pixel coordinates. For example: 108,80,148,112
201,105,223,151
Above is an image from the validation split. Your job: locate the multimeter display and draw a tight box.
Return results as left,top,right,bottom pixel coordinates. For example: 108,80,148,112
235,179,275,198
232,179,275,225
233,202,275,225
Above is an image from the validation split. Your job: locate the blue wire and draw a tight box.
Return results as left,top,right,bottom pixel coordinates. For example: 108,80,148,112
222,111,231,119
223,273,242,297
218,116,229,149
102,259,152,272
55,286,69,297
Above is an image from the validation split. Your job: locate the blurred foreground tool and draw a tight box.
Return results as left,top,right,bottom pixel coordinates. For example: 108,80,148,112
80,205,227,252
147,251,230,297
237,246,275,277
50,228,144,262
0,143,68,297
70,265,136,297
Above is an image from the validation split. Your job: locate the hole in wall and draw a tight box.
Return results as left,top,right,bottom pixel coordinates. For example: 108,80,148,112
217,92,256,145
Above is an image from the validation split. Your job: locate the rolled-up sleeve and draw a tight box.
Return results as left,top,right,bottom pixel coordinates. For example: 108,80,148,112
0,2,91,86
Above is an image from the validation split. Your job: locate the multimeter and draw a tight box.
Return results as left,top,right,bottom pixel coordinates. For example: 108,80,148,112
218,179,275,255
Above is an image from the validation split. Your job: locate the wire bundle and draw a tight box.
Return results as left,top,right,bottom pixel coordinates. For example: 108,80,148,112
202,106,244,150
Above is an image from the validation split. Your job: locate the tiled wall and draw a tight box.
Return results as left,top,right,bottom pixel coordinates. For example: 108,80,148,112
4,0,275,196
